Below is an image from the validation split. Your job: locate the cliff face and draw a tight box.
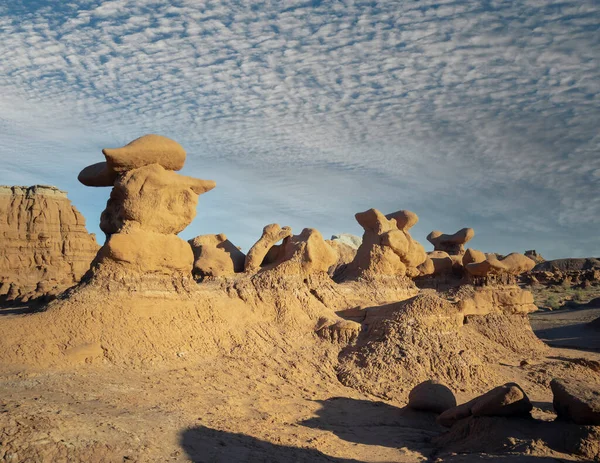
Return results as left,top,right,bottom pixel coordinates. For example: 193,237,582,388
0,185,99,303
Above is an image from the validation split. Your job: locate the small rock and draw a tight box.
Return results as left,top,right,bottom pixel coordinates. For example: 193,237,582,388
408,380,457,413
551,378,600,425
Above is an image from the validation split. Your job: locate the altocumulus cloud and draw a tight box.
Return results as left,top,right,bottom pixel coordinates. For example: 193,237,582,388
0,0,598,257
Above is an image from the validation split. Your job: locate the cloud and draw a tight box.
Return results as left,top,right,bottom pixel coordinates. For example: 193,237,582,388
0,0,599,258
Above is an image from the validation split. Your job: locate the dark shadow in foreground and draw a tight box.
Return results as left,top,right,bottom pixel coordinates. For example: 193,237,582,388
300,397,441,451
180,425,365,463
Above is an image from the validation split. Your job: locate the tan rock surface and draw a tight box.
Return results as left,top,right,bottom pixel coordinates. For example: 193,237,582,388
102,134,187,172
0,185,99,302
96,228,194,274
189,233,245,277
455,284,537,315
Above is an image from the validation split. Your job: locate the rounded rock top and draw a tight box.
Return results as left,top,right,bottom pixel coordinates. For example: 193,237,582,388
102,134,187,172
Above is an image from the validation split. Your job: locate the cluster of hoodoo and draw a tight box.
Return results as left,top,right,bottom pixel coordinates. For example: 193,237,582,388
78,135,215,279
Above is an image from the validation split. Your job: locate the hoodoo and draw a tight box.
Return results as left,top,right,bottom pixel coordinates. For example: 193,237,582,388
79,134,216,281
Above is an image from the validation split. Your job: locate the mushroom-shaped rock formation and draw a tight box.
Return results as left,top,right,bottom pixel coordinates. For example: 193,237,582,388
342,208,427,279
465,253,536,278
244,224,293,272
79,135,215,278
427,228,474,255
189,234,245,278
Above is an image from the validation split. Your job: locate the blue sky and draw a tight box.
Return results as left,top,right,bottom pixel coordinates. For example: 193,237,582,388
1,0,599,258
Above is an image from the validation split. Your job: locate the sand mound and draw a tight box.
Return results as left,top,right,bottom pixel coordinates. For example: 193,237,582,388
337,294,548,401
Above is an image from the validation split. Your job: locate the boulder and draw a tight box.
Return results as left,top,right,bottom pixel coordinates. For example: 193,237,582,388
408,380,457,413
102,134,186,172
551,378,600,425
189,234,245,277
427,228,474,255
438,383,532,427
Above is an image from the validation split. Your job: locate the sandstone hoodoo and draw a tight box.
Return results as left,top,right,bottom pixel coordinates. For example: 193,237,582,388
427,228,474,255
0,185,99,302
79,134,216,280
244,223,293,272
189,233,245,278
340,208,427,280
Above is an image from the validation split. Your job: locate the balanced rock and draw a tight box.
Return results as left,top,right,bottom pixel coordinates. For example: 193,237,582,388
427,228,474,255
408,380,457,413
551,378,600,425
80,135,215,277
244,224,293,272
189,234,245,278
438,383,532,427
343,208,427,279
0,186,99,302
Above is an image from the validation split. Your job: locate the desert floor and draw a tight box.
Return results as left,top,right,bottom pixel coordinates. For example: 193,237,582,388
0,304,599,463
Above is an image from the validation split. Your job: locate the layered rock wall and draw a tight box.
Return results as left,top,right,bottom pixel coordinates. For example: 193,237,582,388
0,185,99,302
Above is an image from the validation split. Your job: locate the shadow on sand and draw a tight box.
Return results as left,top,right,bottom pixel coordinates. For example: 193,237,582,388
180,425,365,463
0,299,47,316
180,397,444,462
533,322,600,351
300,397,440,449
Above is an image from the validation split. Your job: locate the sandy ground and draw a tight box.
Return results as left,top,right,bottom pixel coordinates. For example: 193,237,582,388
0,304,599,462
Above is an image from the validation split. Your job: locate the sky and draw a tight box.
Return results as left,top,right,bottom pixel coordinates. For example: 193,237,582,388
0,0,599,259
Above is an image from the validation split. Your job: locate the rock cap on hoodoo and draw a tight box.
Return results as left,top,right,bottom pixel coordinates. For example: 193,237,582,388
102,134,186,172
427,228,475,254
